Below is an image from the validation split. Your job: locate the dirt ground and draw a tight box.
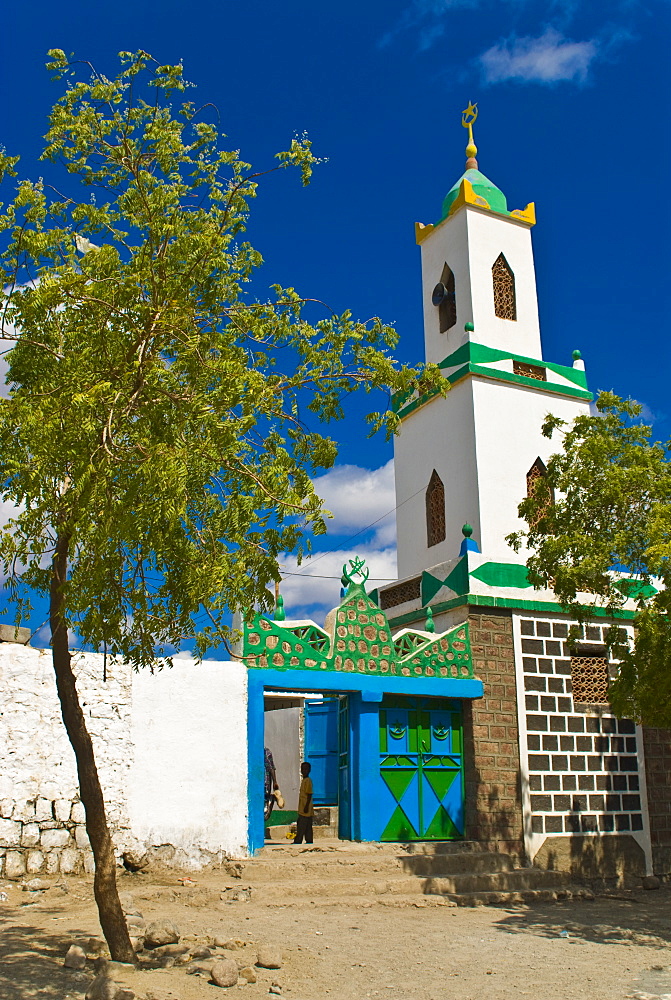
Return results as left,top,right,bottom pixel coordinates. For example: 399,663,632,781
2,867,671,1000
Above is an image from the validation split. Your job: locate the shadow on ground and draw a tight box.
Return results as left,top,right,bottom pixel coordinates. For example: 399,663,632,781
0,905,96,1000
491,887,671,950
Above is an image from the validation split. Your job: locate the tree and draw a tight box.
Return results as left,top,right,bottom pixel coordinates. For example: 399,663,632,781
0,50,441,961
508,391,671,727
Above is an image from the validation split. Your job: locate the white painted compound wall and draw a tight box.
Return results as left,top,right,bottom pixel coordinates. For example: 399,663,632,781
0,643,133,878
0,642,250,876
129,657,248,865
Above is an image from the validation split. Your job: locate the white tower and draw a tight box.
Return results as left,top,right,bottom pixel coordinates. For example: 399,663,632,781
391,106,591,590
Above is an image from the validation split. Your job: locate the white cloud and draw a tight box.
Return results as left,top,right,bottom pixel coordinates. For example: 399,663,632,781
34,623,78,649
0,345,12,398
279,544,398,623
312,458,396,547
479,28,597,84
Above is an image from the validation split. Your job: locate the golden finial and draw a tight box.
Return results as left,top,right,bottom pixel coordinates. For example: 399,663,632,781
461,101,478,169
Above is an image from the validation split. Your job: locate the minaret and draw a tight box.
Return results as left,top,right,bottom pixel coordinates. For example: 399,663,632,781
388,105,592,594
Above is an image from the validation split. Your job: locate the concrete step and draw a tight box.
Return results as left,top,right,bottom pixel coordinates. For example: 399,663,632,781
244,849,516,881
238,839,586,909
446,887,595,907
400,851,516,876
265,824,338,842
250,876,435,899
422,868,569,895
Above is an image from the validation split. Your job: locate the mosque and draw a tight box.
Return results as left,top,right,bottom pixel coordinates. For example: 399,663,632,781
242,105,669,880
1,108,669,883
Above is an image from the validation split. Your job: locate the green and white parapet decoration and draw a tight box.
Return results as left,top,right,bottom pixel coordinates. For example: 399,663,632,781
243,558,474,680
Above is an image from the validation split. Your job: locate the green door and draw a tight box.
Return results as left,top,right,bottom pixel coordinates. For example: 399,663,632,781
378,696,464,841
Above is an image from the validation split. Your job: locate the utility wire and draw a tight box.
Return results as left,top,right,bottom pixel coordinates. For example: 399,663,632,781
279,481,427,579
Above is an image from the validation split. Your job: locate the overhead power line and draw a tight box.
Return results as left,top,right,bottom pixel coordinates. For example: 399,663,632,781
279,481,426,580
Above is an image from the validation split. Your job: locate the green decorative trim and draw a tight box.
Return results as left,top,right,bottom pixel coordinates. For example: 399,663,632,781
422,559,469,605
243,566,475,680
613,579,658,599
393,342,592,417
442,342,589,389
470,562,533,589
387,593,636,628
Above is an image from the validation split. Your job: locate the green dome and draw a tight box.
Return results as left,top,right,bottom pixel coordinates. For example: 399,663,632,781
441,168,508,221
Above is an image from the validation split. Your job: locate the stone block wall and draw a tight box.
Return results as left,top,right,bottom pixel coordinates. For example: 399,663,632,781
0,643,134,878
643,727,671,874
462,609,524,859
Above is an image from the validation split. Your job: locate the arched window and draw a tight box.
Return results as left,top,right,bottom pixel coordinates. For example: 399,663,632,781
438,263,456,333
492,253,516,321
526,458,553,528
426,470,446,547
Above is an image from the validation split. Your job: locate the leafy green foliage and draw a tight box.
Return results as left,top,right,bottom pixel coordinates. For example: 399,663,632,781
508,392,671,724
0,50,442,667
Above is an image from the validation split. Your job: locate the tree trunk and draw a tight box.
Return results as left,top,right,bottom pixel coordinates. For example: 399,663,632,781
50,529,135,964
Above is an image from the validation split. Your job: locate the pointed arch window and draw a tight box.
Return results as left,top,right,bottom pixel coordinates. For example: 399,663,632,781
526,458,554,528
492,253,516,321
438,263,457,332
426,470,446,547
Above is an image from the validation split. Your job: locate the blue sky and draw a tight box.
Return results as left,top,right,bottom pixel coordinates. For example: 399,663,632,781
1,0,670,637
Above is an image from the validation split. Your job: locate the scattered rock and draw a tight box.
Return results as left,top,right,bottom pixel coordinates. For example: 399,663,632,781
642,875,661,890
144,920,180,948
86,937,109,958
150,943,190,959
269,983,282,996
158,956,176,969
22,878,50,891
215,937,244,950
240,967,257,984
116,992,135,1000
64,944,87,969
94,958,136,977
211,958,240,988
130,937,145,953
190,945,212,959
125,914,146,930
256,945,282,970
187,959,216,977
123,850,149,872
220,888,251,903
85,974,120,1000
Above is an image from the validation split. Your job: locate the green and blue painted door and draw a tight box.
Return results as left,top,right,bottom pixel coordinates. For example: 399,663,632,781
377,696,464,840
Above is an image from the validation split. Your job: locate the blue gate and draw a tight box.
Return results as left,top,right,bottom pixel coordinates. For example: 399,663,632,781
304,698,339,804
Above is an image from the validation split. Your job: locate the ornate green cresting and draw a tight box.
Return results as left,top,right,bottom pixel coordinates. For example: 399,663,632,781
243,558,474,680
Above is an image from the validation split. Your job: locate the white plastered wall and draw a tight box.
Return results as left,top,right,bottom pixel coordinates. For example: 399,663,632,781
471,377,590,561
420,205,541,363
394,375,589,579
128,658,249,864
394,378,478,579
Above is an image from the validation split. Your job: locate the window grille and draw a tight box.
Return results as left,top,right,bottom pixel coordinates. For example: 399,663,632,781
379,577,421,610
426,470,446,547
570,656,610,705
514,360,546,381
492,253,516,321
526,458,553,529
439,263,457,332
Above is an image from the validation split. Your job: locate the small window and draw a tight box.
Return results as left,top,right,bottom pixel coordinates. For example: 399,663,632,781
513,361,546,382
438,263,456,333
426,470,446,548
526,458,554,529
380,577,421,610
492,253,516,321
570,656,609,705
